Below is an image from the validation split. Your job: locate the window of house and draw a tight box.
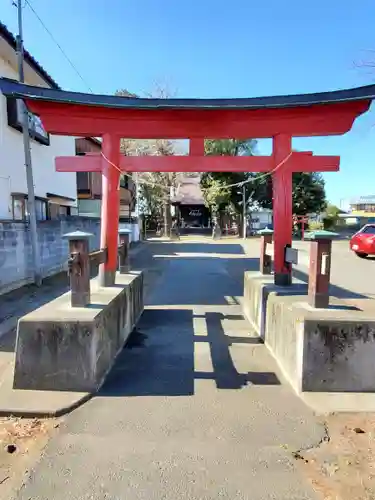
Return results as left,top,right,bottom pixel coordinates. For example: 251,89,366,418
35,199,47,220
12,195,25,220
12,195,48,221
59,205,71,216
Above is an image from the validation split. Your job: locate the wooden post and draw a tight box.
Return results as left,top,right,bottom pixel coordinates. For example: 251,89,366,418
305,230,338,308
99,133,121,287
258,228,273,274
118,228,131,274
272,134,292,286
63,231,93,307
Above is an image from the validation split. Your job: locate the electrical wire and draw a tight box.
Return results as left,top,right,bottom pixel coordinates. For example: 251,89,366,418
24,0,94,92
18,0,292,197
100,152,172,205
100,150,294,208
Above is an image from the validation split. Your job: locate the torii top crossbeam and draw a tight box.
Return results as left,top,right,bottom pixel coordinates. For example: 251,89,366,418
1,77,374,287
1,78,374,138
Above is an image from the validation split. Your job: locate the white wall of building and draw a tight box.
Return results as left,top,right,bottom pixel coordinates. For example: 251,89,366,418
0,53,76,219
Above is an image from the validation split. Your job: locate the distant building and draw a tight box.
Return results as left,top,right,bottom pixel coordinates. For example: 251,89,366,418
348,195,375,219
337,195,375,227
0,22,77,220
171,174,210,228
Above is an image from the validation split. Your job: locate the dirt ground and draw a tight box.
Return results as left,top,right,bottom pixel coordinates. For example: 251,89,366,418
296,413,375,500
0,417,58,498
1,413,375,499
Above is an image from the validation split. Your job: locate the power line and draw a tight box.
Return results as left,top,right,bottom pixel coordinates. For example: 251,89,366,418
24,0,93,92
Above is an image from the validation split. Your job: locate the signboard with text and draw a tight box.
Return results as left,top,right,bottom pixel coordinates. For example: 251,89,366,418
7,97,50,146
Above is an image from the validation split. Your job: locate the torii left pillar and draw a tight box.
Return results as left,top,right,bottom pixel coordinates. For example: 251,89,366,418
98,134,121,287
272,134,293,286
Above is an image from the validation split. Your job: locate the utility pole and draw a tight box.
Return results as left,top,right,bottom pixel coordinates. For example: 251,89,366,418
134,172,142,239
16,0,41,285
242,184,246,239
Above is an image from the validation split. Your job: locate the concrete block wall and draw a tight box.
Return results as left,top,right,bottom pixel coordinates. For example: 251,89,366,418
0,217,101,295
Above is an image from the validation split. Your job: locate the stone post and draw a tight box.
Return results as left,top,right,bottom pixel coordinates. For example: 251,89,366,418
118,228,131,274
304,230,338,308
63,230,93,307
258,227,273,275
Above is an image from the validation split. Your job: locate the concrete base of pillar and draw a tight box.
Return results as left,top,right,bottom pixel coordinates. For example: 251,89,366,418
98,268,116,287
266,295,375,393
274,271,292,287
243,271,306,339
13,272,143,392
243,272,375,393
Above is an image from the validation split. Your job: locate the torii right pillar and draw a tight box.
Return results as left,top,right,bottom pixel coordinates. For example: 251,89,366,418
272,134,293,287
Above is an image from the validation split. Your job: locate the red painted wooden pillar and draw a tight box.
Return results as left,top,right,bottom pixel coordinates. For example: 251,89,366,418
189,138,205,156
98,133,121,287
272,134,292,286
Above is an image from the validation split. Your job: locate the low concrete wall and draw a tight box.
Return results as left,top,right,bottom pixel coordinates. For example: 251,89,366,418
243,272,375,393
265,294,303,390
243,271,307,339
0,217,101,295
266,295,375,393
13,271,143,392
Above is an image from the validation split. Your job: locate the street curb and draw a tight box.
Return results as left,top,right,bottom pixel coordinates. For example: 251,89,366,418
0,392,94,419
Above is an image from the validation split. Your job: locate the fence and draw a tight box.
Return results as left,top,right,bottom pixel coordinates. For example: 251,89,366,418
0,217,140,295
0,217,100,295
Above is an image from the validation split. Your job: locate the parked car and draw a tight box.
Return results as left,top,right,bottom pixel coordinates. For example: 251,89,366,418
350,224,375,258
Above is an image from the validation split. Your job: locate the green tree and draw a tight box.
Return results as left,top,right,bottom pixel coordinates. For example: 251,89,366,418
292,172,326,216
247,172,327,216
325,203,342,218
200,139,258,225
322,203,342,230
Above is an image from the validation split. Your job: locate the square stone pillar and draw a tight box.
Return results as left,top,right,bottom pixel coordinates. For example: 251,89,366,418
118,228,131,274
63,230,93,307
258,227,273,275
304,230,338,308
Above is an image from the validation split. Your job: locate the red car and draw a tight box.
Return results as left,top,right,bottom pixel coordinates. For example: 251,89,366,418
350,224,375,258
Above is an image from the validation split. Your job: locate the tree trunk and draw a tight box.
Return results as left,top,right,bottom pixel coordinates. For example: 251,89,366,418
163,201,172,237
212,209,222,239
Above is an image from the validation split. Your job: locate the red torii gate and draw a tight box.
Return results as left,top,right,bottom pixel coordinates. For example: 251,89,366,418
56,145,339,287
1,79,373,286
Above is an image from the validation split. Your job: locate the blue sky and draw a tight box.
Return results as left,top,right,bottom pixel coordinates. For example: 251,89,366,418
2,0,375,206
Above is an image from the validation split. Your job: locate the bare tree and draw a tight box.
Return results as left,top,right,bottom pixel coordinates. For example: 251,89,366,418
115,87,181,236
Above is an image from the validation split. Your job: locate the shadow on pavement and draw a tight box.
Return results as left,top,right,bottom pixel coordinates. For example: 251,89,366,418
101,239,280,398
195,312,279,389
158,242,246,255
146,241,257,306
101,309,195,397
101,309,279,397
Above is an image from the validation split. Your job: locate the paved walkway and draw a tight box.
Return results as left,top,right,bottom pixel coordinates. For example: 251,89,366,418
10,239,324,500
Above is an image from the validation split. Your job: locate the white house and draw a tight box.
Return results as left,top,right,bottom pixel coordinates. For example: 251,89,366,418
0,22,77,220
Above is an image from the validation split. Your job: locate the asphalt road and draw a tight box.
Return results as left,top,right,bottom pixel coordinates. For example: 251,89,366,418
243,238,375,299
293,240,375,299
10,239,323,500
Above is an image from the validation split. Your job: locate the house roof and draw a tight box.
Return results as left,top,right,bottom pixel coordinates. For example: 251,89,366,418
0,21,60,89
1,77,375,110
0,23,101,148
350,195,375,205
172,175,205,205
